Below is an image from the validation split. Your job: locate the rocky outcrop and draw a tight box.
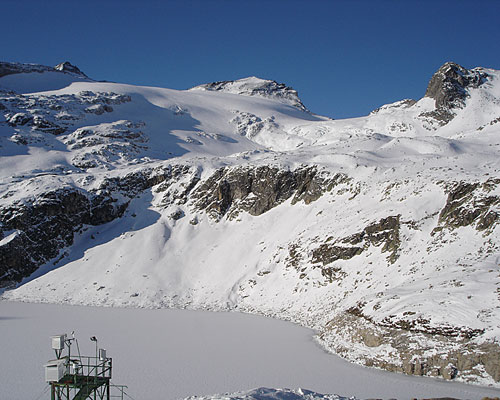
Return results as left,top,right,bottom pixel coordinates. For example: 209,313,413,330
321,311,500,383
231,111,279,139
312,215,401,276
64,121,148,169
190,76,309,112
54,61,87,77
191,166,345,220
422,62,488,125
6,112,66,135
433,179,500,235
0,164,199,288
370,99,417,115
425,62,487,109
0,188,127,286
99,164,199,202
0,90,132,140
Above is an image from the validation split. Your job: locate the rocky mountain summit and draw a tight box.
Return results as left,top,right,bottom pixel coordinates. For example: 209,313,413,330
54,61,88,77
422,62,489,124
425,62,488,109
190,76,309,112
1,61,500,387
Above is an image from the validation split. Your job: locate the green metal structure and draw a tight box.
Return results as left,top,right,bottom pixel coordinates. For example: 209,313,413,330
45,334,128,400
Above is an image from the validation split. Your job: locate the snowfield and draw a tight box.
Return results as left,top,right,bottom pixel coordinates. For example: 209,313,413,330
1,61,500,392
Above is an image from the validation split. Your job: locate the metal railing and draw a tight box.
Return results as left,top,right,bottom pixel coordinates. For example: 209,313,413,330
109,385,128,400
62,355,112,382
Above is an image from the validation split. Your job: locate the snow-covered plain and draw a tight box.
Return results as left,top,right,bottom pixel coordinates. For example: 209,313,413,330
2,301,500,400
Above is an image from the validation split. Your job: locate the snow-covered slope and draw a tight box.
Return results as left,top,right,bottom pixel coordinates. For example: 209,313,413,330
1,61,500,387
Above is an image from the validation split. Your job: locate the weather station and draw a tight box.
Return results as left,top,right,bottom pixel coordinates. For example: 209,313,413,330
44,332,130,400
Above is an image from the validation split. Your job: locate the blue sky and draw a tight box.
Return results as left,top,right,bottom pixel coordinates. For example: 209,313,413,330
3,0,500,119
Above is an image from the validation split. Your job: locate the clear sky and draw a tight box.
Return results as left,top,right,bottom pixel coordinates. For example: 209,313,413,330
3,0,500,119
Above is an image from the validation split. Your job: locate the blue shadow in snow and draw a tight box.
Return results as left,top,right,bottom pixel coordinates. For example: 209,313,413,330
15,190,166,286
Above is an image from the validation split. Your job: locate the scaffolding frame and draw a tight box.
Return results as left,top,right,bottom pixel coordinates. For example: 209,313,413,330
45,334,128,400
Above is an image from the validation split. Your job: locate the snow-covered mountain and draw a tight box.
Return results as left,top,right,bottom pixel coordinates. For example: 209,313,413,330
189,76,309,112
1,61,499,387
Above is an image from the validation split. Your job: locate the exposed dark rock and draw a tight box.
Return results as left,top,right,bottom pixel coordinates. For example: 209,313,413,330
84,104,113,115
7,112,32,126
0,164,199,288
433,179,500,235
100,164,199,201
0,188,127,286
418,62,489,127
425,62,488,109
0,90,131,140
6,112,66,134
363,216,401,263
54,61,87,77
191,166,344,220
169,210,184,220
418,108,456,127
285,242,303,271
370,98,417,115
422,62,489,125
322,311,500,383
312,215,401,271
346,303,484,339
312,245,363,265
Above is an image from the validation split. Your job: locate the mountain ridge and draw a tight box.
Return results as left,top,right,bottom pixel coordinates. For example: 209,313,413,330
1,61,499,387
0,60,88,79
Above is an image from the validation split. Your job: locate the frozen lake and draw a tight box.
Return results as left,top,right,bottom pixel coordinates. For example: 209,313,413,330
1,301,500,400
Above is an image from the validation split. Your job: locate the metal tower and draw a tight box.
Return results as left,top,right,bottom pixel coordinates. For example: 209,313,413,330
44,333,128,400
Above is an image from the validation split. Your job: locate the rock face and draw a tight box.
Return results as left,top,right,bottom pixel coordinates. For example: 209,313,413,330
423,62,488,124
54,61,87,77
0,164,198,288
0,188,127,286
321,312,500,384
191,165,344,220
311,215,401,281
434,179,500,234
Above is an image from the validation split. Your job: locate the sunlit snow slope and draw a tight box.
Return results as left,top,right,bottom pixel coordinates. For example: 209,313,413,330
1,61,500,387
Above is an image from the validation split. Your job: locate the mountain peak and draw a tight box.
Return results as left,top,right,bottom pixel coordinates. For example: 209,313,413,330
189,76,308,112
424,61,488,110
54,61,87,77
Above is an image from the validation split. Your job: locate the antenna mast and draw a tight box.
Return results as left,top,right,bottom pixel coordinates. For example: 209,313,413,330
44,332,128,400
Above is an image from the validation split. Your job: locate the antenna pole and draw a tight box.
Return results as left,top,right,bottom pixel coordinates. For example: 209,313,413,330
45,333,125,399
